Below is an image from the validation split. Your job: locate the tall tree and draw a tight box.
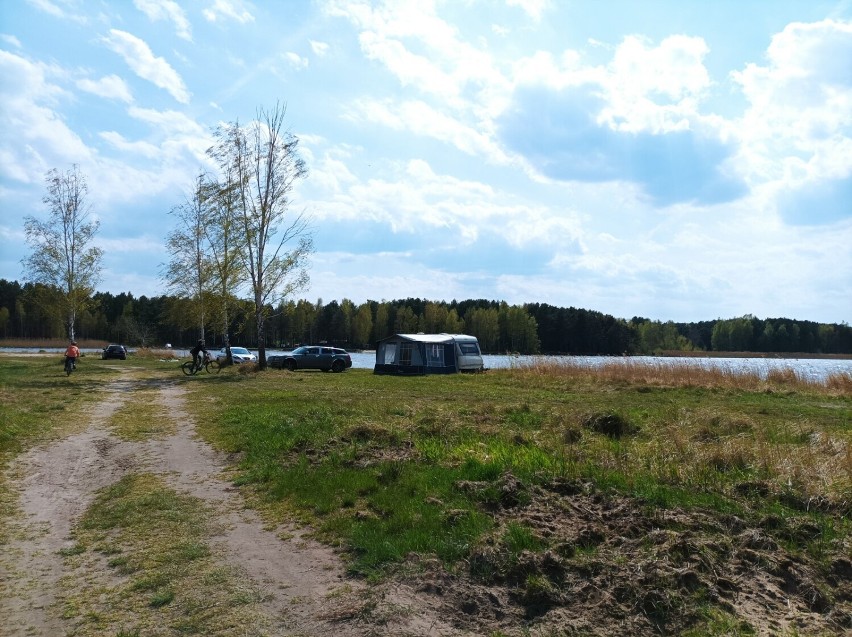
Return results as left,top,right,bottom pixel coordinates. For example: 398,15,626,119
209,103,313,369
374,302,391,342
200,169,246,364
22,165,103,341
162,174,213,341
352,303,373,348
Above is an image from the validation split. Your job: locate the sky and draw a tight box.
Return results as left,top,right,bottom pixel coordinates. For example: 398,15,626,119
1,0,851,324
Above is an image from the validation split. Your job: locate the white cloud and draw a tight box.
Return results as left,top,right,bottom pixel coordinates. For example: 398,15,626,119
76,74,133,103
26,0,88,24
308,251,474,305
344,98,509,161
0,50,92,181
134,0,192,41
127,106,206,136
601,34,712,133
102,29,190,103
99,234,166,254
203,0,254,24
305,156,576,251
284,51,309,70
125,106,214,175
506,0,551,22
310,40,329,56
327,0,504,106
1,34,22,48
509,35,713,135
731,19,852,187
99,131,160,158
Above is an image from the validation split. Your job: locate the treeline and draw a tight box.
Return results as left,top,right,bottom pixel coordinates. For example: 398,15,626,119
1,279,850,354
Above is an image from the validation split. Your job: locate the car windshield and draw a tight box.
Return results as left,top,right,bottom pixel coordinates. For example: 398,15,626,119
292,347,308,355
231,347,249,355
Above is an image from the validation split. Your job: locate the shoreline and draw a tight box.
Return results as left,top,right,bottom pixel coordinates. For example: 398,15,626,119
2,346,852,361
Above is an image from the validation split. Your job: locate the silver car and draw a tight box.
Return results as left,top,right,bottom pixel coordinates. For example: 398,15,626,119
215,346,257,364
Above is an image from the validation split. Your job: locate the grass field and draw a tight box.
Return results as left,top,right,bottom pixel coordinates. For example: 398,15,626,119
2,354,850,635
188,362,850,567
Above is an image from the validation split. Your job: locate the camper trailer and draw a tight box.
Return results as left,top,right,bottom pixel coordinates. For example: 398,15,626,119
374,333,484,375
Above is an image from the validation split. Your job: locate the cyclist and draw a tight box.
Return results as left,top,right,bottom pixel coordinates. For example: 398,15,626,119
65,340,80,370
190,339,208,372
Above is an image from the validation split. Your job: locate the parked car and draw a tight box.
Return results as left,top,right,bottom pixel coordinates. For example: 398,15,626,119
102,344,127,360
270,346,352,373
215,346,257,364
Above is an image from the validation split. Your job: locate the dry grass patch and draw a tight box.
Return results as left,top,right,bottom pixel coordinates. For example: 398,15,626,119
509,358,851,394
132,347,178,361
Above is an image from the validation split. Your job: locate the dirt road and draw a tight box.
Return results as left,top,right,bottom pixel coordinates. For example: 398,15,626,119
0,371,464,636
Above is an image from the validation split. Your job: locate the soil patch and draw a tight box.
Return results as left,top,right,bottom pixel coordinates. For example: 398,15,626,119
389,477,851,636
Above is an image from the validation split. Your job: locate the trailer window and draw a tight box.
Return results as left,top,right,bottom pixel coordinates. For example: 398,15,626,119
458,342,480,355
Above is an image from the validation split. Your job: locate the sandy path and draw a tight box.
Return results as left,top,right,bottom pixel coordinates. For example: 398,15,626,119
0,372,462,637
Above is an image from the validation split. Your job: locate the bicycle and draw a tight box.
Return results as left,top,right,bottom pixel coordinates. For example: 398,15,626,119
181,353,221,376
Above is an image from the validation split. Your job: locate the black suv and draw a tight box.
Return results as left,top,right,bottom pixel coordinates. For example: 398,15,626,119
102,344,127,360
270,346,352,372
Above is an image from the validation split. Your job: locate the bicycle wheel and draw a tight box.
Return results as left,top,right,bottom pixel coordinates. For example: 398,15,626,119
181,361,196,376
204,360,221,374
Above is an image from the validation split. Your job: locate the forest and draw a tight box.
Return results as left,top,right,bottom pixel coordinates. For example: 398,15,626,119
1,278,850,355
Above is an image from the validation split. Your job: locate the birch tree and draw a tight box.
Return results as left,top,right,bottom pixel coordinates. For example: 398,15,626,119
162,174,213,341
22,165,103,341
200,168,246,364
208,103,313,369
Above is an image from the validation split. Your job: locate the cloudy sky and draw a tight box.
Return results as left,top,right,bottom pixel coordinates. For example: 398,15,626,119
1,0,850,323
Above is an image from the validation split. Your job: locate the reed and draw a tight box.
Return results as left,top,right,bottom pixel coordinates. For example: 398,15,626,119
506,357,850,394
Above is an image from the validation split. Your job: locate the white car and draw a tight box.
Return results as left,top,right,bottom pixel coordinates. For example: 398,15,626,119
215,346,257,364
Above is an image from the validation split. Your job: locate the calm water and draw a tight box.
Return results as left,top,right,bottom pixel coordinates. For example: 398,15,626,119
4,348,850,382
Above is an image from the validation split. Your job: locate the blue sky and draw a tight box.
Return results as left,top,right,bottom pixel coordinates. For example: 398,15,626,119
1,0,850,323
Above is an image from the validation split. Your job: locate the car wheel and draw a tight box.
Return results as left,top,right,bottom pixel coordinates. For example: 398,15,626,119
285,359,297,372
331,359,345,373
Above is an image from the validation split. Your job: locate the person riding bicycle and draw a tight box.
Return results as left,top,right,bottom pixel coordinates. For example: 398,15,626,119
65,340,80,370
190,339,208,372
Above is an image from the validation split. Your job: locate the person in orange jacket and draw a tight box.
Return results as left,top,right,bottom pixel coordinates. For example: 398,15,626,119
65,341,80,370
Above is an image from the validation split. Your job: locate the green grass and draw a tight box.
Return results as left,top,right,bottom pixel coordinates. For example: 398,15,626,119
3,355,849,634
0,355,121,543
189,366,850,580
0,355,115,455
